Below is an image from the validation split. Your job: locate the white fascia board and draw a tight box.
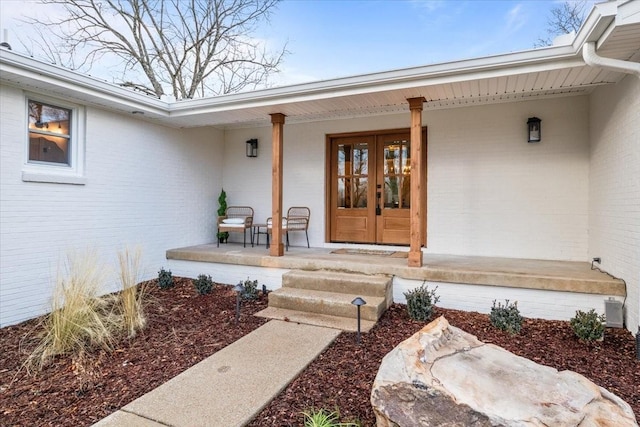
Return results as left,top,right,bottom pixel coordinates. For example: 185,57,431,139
0,50,169,116
170,48,581,117
572,1,617,49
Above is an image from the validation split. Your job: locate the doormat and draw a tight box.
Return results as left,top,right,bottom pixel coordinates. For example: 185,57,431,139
331,248,408,258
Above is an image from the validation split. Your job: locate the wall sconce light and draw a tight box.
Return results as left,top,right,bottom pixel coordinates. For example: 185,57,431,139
246,138,258,157
527,117,541,143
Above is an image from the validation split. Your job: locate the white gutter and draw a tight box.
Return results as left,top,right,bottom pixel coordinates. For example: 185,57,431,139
583,42,640,77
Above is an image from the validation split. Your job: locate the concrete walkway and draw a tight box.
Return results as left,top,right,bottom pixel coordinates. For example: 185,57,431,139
93,320,341,427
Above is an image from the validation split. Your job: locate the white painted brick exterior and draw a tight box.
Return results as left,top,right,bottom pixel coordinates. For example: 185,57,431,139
167,259,289,291
224,96,590,261
1,78,636,332
588,74,640,332
393,277,621,322
0,84,223,326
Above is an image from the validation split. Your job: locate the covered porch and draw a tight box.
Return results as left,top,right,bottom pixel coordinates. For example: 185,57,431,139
166,243,625,323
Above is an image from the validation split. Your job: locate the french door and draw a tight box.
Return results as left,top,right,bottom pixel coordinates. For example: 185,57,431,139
327,128,426,245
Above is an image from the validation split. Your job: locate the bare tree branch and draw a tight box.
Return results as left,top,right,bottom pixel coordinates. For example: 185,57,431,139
535,1,588,47
23,0,286,99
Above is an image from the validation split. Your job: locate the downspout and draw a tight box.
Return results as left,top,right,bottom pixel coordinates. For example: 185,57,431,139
583,42,640,77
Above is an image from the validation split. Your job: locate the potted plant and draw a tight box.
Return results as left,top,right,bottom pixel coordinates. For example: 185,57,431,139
216,189,229,244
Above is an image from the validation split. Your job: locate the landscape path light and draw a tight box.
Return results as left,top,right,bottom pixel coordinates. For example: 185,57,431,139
351,297,367,344
233,282,244,325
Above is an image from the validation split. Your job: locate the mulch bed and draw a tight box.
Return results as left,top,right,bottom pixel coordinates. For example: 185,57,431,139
249,304,640,426
1,278,638,426
0,278,268,426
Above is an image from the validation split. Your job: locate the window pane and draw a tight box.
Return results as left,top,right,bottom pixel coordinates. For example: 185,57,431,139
28,101,71,137
29,133,69,164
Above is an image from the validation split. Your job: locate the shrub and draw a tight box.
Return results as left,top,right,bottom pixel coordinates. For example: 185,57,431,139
404,283,440,321
240,278,259,301
118,247,147,338
27,250,115,371
157,267,174,289
489,299,523,335
216,189,229,242
301,408,358,427
571,309,605,341
193,274,214,295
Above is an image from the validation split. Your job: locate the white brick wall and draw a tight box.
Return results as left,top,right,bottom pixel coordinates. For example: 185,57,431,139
224,96,590,261
5,81,631,330
167,259,289,290
588,74,640,333
393,277,621,322
0,84,224,326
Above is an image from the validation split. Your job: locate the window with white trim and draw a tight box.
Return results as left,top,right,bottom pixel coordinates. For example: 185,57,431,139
23,96,86,185
28,100,72,165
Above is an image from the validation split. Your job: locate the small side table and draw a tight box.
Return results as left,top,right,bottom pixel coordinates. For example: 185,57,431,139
253,224,270,248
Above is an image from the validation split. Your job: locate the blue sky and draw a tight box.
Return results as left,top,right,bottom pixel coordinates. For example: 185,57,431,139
1,0,593,87
261,0,585,85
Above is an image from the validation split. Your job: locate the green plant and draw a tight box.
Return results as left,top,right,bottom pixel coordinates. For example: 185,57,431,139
301,408,358,427
216,188,229,241
404,283,440,321
489,299,523,335
118,247,147,338
240,278,259,301
193,274,214,295
26,250,115,371
571,309,605,341
157,267,174,289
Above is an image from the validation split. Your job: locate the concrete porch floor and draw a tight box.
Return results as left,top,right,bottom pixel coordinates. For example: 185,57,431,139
166,244,625,297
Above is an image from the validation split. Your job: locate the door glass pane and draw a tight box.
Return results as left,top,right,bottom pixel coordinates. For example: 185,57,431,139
401,171,410,208
352,143,368,175
401,144,410,173
337,141,368,209
384,143,400,174
337,144,348,175
353,177,367,208
337,178,346,208
383,176,398,207
383,138,410,209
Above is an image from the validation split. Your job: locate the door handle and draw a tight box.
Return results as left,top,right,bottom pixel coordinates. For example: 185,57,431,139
376,192,381,216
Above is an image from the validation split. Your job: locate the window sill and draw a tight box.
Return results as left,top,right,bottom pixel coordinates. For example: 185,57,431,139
22,171,87,185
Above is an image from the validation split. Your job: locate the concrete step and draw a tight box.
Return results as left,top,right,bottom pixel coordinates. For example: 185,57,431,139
268,287,386,322
255,307,377,333
282,269,392,300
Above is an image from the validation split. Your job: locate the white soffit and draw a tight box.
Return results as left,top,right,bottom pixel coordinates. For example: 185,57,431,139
166,61,621,129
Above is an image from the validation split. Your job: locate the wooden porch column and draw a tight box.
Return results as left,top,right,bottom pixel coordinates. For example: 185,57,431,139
407,97,426,267
270,113,286,256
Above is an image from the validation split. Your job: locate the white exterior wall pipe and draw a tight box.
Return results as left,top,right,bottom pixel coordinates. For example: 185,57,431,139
583,42,640,77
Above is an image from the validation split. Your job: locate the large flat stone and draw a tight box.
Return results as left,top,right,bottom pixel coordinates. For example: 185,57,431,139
371,316,638,427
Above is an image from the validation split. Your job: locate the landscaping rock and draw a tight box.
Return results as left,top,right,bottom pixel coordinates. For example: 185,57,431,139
371,316,638,427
